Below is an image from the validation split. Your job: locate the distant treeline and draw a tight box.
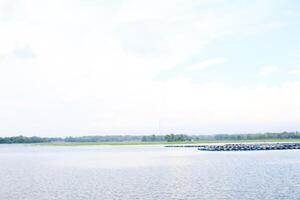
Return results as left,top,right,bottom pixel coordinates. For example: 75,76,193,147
1,132,300,144
0,136,61,144
65,135,143,142
143,134,198,142
214,132,300,140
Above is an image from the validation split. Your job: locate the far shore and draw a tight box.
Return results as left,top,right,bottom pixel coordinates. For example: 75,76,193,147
35,138,300,146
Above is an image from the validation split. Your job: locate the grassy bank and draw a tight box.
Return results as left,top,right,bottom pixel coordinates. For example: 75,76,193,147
37,138,300,146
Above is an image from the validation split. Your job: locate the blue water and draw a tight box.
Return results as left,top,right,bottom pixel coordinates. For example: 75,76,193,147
0,145,300,200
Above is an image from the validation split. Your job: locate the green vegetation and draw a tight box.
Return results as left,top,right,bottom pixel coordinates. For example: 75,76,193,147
0,136,57,144
2,132,300,145
39,138,300,146
214,132,300,140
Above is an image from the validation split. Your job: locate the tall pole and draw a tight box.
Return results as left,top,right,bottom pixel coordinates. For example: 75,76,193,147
158,119,161,135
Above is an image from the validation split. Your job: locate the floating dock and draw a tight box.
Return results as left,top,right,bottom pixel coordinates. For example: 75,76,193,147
198,143,300,151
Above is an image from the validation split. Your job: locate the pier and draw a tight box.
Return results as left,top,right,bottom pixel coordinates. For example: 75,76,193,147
198,143,300,151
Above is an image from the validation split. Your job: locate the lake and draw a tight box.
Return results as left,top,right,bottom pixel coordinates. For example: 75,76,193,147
0,145,300,200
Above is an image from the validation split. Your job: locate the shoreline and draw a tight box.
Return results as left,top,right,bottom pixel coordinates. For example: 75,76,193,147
33,138,300,146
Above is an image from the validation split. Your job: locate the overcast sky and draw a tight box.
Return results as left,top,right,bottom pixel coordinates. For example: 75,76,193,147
0,0,300,137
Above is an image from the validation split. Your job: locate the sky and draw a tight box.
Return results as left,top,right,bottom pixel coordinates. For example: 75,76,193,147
0,0,300,137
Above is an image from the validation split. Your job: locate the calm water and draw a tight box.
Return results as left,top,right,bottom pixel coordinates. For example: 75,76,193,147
0,145,300,200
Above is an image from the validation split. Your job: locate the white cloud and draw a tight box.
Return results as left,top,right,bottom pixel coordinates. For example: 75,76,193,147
187,57,226,71
259,65,281,76
259,66,300,76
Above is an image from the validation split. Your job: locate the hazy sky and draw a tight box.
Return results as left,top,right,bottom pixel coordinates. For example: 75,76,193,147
1,0,300,136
